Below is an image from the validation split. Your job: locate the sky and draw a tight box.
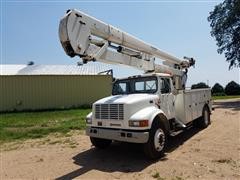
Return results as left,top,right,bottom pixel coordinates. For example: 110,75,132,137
1,0,239,87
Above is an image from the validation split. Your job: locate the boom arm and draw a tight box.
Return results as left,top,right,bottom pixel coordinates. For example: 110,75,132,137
59,9,195,77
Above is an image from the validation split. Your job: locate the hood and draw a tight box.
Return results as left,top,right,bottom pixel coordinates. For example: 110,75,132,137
94,94,159,105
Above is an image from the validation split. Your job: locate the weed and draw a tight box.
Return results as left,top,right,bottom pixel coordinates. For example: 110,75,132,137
152,172,160,178
49,140,62,145
152,172,165,180
173,176,184,180
213,158,232,164
193,148,200,152
209,169,216,173
36,158,44,162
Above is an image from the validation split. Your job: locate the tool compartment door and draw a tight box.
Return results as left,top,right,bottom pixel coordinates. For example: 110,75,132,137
184,92,193,123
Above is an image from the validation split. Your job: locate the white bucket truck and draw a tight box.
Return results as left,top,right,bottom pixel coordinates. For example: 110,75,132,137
59,9,212,159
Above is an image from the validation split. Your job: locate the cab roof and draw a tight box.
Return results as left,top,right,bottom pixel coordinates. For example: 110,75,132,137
116,73,172,81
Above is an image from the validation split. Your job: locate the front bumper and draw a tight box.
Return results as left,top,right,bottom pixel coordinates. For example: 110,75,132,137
86,127,149,143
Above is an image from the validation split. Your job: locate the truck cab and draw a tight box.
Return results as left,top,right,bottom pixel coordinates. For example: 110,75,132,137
86,73,212,159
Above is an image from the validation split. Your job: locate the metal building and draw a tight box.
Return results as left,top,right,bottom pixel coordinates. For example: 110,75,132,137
0,64,112,112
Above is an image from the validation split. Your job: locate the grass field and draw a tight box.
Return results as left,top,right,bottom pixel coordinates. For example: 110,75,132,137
212,95,240,100
0,109,91,143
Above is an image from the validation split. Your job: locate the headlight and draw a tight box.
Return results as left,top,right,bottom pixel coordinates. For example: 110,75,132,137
129,120,148,127
86,117,92,124
86,112,93,124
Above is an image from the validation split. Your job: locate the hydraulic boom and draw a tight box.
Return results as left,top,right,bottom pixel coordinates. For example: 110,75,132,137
59,9,195,78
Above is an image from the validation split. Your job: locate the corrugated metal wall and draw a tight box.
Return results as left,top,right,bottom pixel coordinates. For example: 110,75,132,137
0,75,112,112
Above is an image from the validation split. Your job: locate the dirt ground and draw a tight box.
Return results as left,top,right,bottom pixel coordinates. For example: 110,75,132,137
1,99,240,180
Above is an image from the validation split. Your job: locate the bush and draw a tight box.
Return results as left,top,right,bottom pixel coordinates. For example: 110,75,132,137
225,81,240,95
191,82,209,89
212,83,225,96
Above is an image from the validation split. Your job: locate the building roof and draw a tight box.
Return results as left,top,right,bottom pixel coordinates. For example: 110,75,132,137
0,64,112,76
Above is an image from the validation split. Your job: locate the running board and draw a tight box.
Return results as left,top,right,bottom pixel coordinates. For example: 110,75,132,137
170,130,184,136
174,118,186,129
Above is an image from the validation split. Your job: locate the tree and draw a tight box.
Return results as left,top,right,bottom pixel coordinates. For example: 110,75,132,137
191,82,209,89
208,0,240,69
225,81,240,95
212,83,225,95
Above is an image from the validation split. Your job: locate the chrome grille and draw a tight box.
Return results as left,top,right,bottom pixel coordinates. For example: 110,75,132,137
95,104,124,120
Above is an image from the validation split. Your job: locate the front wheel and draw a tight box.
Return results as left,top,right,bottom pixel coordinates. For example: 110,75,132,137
90,137,112,149
143,121,167,159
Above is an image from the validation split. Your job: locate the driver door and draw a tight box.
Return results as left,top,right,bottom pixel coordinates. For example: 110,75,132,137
159,77,175,119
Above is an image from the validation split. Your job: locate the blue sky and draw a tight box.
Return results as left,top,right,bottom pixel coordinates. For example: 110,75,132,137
1,0,239,87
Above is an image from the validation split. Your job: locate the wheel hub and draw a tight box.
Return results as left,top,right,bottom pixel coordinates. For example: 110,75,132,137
154,128,165,152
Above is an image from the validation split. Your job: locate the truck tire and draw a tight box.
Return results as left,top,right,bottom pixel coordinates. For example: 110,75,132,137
143,120,167,159
197,106,210,129
90,137,112,149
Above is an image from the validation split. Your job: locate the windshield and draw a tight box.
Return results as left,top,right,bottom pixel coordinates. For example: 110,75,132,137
112,76,158,95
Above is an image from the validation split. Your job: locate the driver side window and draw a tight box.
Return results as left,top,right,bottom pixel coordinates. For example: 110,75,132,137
160,78,171,94
113,82,128,95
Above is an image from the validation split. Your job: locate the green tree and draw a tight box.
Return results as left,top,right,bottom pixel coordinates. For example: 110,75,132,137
208,0,240,68
225,81,240,95
212,83,225,95
191,82,209,89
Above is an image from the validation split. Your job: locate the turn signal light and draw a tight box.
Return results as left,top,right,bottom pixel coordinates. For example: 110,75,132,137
139,120,149,127
129,120,149,127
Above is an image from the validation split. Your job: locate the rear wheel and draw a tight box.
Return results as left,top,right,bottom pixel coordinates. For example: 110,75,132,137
197,106,210,128
143,120,167,159
90,137,112,149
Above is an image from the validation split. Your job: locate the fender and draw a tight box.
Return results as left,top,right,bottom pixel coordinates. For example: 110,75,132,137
129,106,168,129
